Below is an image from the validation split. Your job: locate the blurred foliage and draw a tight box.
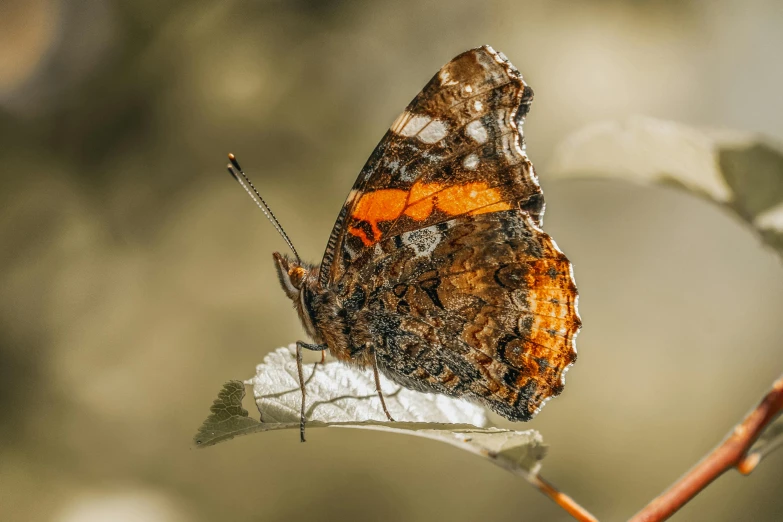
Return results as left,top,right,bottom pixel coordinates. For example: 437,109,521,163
550,117,783,259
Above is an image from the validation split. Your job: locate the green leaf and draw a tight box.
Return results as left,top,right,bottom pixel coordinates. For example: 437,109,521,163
549,116,783,260
194,348,548,476
193,380,265,447
249,347,489,426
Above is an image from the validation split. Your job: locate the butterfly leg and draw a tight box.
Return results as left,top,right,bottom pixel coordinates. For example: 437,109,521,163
371,349,395,422
295,341,328,443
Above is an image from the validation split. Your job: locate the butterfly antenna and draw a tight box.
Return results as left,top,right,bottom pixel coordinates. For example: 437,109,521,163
226,153,301,263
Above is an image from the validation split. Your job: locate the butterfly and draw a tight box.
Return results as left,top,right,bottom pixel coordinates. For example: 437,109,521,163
227,45,580,441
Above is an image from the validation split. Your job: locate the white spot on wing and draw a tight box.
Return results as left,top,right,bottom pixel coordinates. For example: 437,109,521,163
466,120,487,144
417,119,449,144
474,100,483,111
439,69,458,86
398,165,414,182
400,114,432,137
387,159,400,172
463,153,480,170
401,226,443,257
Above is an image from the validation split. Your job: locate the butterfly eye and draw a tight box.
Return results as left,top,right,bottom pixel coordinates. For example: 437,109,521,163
289,266,307,287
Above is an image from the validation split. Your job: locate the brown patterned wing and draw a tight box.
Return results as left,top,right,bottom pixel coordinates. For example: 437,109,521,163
319,46,543,287
336,210,580,421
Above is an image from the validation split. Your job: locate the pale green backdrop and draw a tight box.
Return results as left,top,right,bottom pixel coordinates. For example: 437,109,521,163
1,1,782,521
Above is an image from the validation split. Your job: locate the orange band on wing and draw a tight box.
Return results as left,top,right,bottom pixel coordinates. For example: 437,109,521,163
436,182,512,216
348,181,511,246
348,188,407,244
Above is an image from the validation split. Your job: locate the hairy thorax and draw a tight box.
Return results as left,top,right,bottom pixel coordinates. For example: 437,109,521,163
312,284,375,367
291,263,371,369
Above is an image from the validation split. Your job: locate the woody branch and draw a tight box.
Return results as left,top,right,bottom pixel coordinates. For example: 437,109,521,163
529,474,598,522
629,372,783,522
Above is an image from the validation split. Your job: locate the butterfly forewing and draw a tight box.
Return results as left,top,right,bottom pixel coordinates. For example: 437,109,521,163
319,46,545,287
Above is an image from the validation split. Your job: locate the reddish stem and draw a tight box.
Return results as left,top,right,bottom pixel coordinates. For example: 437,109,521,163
531,474,598,522
629,374,783,522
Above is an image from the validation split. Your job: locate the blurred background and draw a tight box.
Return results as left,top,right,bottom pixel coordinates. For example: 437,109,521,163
1,0,782,520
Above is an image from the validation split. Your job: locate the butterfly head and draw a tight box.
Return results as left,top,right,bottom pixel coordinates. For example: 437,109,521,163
273,252,324,343
273,252,315,300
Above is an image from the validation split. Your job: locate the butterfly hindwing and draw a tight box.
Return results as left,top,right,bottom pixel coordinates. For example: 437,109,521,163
335,209,579,420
